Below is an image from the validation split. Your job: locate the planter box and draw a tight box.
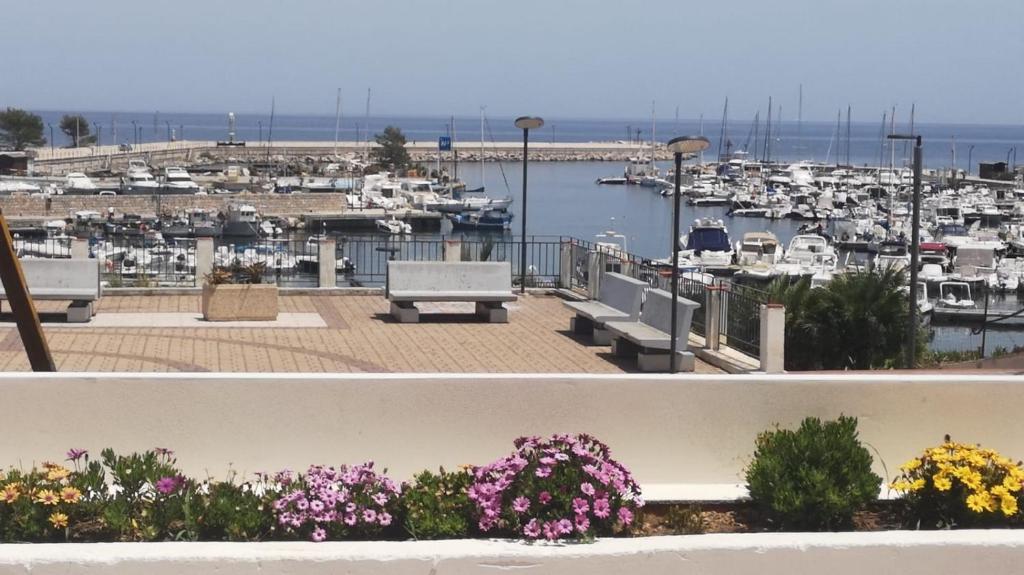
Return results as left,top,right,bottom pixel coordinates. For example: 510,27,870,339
0,531,1021,574
201,283,279,321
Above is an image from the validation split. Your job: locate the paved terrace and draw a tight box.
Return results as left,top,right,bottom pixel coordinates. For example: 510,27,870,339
0,293,721,373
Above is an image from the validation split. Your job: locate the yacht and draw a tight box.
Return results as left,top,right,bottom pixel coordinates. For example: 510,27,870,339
222,204,259,238
375,216,412,235
679,218,734,269
124,163,160,194
773,234,839,279
161,167,201,194
937,281,975,309
64,172,98,195
448,209,513,231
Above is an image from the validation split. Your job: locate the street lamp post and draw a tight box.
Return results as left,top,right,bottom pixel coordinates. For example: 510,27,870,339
166,121,172,142
968,145,975,177
666,136,711,373
514,116,544,294
888,133,923,369
94,123,101,147
258,121,263,144
131,120,138,146
47,124,53,151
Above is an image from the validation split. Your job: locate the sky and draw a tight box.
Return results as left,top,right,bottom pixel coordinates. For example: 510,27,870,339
2,0,1022,124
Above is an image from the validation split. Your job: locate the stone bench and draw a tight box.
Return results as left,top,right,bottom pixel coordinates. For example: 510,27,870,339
563,272,647,344
387,261,516,323
0,258,102,322
605,288,700,372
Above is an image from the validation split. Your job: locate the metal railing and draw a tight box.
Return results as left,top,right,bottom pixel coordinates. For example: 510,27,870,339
14,237,72,259
719,284,767,358
94,237,197,287
213,238,320,287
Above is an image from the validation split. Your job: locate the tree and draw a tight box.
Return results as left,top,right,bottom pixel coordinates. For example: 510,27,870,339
59,114,96,148
371,126,410,171
0,108,45,150
768,267,911,370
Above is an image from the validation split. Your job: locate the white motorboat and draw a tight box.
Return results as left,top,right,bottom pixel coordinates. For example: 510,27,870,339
679,218,734,269
124,164,160,194
223,204,260,238
64,172,98,194
937,281,975,309
375,217,412,235
161,167,201,193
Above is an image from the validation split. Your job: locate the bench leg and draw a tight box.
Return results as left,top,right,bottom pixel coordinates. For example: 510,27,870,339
592,325,612,345
475,302,508,323
570,315,594,335
610,337,637,358
66,301,93,323
638,350,696,372
390,301,420,323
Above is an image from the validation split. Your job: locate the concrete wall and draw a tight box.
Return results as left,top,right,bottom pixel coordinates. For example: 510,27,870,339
0,193,346,219
0,531,1021,574
1,373,1023,491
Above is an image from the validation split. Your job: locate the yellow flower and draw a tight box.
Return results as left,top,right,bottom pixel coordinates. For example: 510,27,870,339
48,512,68,529
1003,475,1022,493
0,484,19,503
1000,495,1019,517
966,492,994,513
890,480,912,492
59,487,81,504
35,489,59,506
909,478,926,492
933,475,953,491
45,466,70,482
900,458,922,472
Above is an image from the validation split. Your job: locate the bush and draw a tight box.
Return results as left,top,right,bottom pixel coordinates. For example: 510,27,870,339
401,467,475,539
192,472,279,541
891,437,1024,528
271,463,401,541
745,416,881,530
468,434,642,541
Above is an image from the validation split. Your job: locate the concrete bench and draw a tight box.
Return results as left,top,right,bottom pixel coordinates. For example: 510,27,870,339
605,288,700,372
563,272,647,344
387,261,516,323
0,259,102,322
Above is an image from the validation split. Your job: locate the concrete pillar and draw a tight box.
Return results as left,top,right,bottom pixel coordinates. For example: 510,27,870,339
559,240,573,289
704,287,721,351
196,237,214,282
318,238,336,288
71,238,89,260
587,251,606,300
760,303,786,373
444,239,462,262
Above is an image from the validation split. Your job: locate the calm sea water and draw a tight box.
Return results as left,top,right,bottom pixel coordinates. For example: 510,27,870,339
34,111,1023,172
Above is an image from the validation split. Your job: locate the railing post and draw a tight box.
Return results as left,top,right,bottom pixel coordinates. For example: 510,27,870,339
196,237,214,281
705,286,721,351
71,238,89,260
318,238,336,288
559,240,572,289
444,238,462,262
759,303,786,373
587,250,606,299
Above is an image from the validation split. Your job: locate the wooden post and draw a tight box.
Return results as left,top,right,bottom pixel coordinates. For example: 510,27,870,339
0,212,55,371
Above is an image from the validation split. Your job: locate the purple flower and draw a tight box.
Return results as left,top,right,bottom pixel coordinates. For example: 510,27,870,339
155,476,182,495
66,448,88,462
512,496,531,513
617,507,634,526
362,509,377,523
580,482,595,496
295,498,309,511
538,491,552,505
311,527,326,542
593,498,611,519
344,513,357,525
372,492,389,506
554,453,569,461
309,500,325,513
535,466,552,478
556,518,573,536
539,456,557,466
523,519,541,539
378,512,392,526
572,497,589,515
153,447,175,457
575,514,591,532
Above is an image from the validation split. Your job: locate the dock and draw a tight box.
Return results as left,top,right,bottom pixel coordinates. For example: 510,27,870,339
931,307,1024,328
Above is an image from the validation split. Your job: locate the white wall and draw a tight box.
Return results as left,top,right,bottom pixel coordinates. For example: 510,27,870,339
2,373,1023,490
0,531,1022,574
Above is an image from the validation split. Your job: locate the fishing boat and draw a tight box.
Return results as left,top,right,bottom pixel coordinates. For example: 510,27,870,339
222,204,260,238
937,281,975,309
375,217,412,235
449,209,512,231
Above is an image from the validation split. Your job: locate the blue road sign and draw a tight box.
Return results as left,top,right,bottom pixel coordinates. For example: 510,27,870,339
438,136,452,151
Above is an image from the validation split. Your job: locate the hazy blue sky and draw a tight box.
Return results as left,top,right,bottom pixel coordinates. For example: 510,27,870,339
2,0,1022,124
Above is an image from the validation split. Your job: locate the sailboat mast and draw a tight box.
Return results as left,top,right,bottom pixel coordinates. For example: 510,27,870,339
797,83,803,156
451,114,458,181
763,97,772,164
698,113,704,164
835,109,841,167
752,111,760,162
650,100,656,170
266,96,275,181
480,106,486,189
333,88,342,158
717,97,728,162
363,88,371,160
846,105,852,166
879,111,886,176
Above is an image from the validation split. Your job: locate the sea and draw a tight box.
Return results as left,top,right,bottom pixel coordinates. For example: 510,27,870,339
33,111,1024,355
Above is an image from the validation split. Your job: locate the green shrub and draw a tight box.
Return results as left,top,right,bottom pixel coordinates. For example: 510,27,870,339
745,416,881,531
401,468,475,540
191,473,279,541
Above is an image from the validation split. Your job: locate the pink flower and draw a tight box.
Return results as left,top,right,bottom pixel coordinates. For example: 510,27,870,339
344,513,357,526
539,456,557,466
155,476,183,495
362,509,377,523
593,498,611,519
523,519,541,538
580,482,595,496
538,491,552,505
617,507,634,525
535,466,552,478
379,512,392,526
556,518,573,535
66,448,88,462
512,496,531,513
575,514,591,532
554,452,569,461
572,497,589,515
309,500,324,513
311,527,326,542
372,492,389,506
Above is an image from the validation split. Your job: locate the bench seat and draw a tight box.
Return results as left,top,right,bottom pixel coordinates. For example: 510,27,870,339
1,289,100,301
564,300,631,324
605,320,674,350
0,259,102,323
389,290,517,303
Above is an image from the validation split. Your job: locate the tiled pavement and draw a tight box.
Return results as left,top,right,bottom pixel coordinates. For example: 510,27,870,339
0,294,722,374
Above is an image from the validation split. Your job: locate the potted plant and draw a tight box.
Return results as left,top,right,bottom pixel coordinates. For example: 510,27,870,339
201,262,279,321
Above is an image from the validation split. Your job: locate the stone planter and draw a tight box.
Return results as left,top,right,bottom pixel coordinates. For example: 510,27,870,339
201,283,278,321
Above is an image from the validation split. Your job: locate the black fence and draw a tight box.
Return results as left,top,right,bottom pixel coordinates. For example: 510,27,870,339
92,237,197,287
213,238,320,287
720,284,767,358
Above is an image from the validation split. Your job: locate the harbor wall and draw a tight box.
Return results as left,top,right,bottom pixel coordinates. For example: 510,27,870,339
0,192,347,219
0,373,1021,494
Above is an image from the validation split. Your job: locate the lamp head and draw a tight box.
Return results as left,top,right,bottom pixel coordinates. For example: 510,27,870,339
514,116,545,130
666,135,711,155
